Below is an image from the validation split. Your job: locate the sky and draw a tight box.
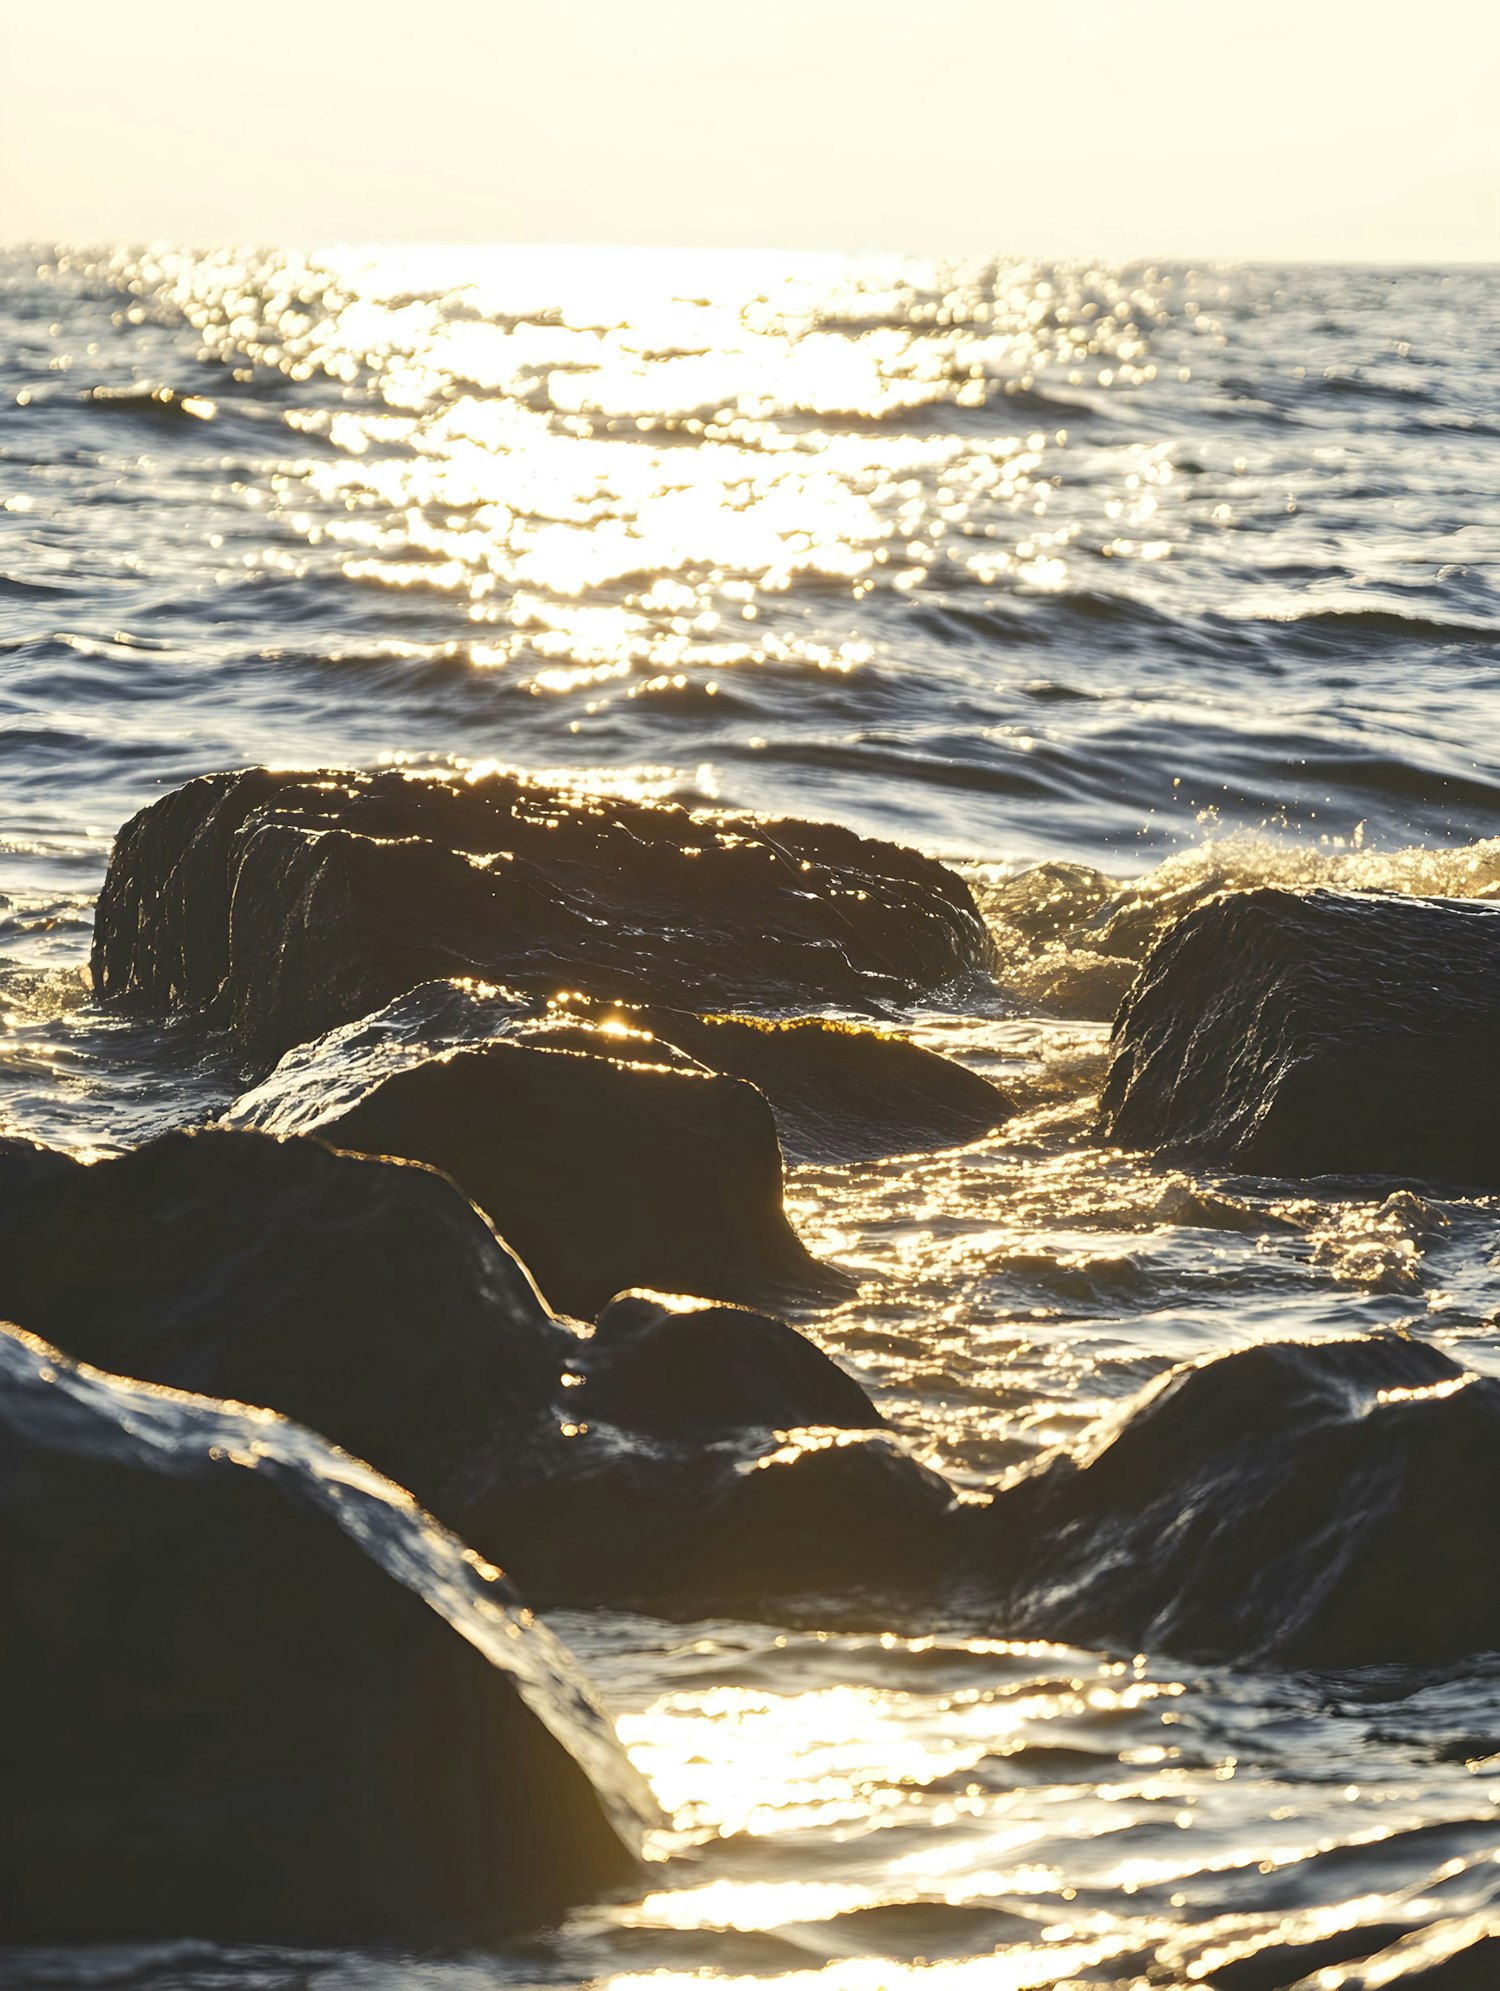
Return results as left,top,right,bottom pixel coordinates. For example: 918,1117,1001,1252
1,0,1497,260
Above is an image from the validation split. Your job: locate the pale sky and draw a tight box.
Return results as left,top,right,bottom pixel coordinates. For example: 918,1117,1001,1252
2,0,1496,260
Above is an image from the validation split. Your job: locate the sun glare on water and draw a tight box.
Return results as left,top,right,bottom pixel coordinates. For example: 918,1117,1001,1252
85,240,1201,727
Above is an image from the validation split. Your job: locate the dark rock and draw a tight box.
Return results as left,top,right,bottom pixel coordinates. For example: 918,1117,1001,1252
0,1126,933,1622
0,1125,565,1516
228,1032,848,1319
426,1288,924,1616
228,974,1010,1175
580,1289,883,1437
222,977,538,1134
475,1424,958,1618
92,766,995,1066
1100,887,1500,1185
978,1335,1500,1668
705,1429,960,1607
582,1006,1013,1165
0,1135,81,1198
0,1321,649,1944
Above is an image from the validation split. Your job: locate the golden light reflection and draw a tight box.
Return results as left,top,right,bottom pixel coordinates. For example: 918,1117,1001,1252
76,243,1248,727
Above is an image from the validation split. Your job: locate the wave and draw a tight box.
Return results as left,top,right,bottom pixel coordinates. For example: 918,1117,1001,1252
977,826,1500,1020
1244,605,1500,646
0,574,76,600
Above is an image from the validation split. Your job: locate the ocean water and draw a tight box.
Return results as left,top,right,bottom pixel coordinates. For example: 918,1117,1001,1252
4,246,1500,1988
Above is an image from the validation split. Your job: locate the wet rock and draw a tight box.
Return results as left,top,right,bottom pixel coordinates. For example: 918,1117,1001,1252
592,1007,1012,1165
440,1289,936,1615
0,1322,649,1944
705,1429,960,1607
1100,887,1500,1185
93,766,995,1065
478,1423,958,1617
579,1289,884,1438
981,1335,1500,1668
0,1134,80,1199
227,1031,847,1319
0,1126,936,1621
229,975,1011,1168
0,1125,565,1516
222,976,538,1132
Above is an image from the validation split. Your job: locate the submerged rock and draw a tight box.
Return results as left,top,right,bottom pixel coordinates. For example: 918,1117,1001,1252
93,766,994,1065
980,1335,1500,1668
0,1125,565,1515
0,1322,649,1944
1100,887,1500,1185
228,1030,848,1319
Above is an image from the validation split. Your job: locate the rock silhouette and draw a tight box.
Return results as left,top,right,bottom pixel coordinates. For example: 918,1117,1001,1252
227,970,1008,1184
469,1403,954,1616
580,1288,884,1437
0,1126,565,1517
1100,887,1500,1186
227,1028,848,1318
0,1134,80,1199
3,1120,1497,1663
92,766,995,1065
0,1129,922,1618
978,1335,1500,1668
0,1322,649,1945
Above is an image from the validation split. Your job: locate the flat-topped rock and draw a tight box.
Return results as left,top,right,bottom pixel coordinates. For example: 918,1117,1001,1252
0,1322,648,1945
92,766,995,1065
1100,887,1500,1185
565,1001,1013,1165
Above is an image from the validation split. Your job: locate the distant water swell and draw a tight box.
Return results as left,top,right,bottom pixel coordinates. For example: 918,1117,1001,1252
4,248,1500,1988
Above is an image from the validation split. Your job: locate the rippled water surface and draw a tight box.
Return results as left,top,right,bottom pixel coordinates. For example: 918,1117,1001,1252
4,247,1500,1987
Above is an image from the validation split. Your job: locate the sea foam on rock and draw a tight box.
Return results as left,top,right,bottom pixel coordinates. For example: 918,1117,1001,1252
92,766,995,1066
1100,887,1500,1185
0,1321,650,1944
977,1335,1500,1668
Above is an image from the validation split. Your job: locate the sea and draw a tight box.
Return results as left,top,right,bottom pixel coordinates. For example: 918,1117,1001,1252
4,246,1500,1989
